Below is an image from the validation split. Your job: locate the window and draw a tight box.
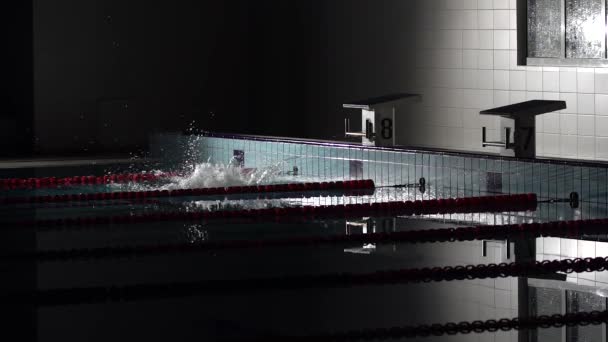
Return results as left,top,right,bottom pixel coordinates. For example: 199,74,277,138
566,290,607,341
529,287,564,342
526,0,608,66
529,284,608,341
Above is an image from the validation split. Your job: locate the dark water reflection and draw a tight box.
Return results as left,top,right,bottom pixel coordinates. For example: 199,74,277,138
2,175,608,341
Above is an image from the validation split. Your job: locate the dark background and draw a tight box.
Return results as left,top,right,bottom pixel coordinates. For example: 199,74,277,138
0,0,416,157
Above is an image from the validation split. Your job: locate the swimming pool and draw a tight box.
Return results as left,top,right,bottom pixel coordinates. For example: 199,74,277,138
3,132,608,341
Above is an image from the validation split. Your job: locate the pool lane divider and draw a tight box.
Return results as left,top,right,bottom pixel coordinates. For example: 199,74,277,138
0,190,376,211
0,180,376,205
0,172,179,190
9,193,537,230
224,311,608,341
7,217,603,263
4,256,606,307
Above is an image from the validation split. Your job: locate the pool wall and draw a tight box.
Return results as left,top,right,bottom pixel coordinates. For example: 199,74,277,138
151,132,608,218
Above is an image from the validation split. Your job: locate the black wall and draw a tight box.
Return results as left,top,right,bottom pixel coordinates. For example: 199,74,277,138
247,0,417,141
32,0,253,155
1,2,34,157
3,0,417,157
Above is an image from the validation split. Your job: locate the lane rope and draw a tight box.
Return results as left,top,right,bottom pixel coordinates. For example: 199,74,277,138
0,172,178,190
4,256,605,307
0,180,375,205
231,311,608,341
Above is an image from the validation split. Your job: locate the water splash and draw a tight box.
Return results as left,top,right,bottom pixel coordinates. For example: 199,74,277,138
184,223,209,244
165,162,257,189
107,123,314,191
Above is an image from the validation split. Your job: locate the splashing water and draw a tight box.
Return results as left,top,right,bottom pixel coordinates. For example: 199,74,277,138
163,157,315,190
108,123,323,192
156,123,295,189
165,162,261,189
112,158,299,193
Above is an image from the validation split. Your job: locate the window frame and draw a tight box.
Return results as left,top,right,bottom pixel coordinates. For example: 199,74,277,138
528,278,608,341
524,0,608,67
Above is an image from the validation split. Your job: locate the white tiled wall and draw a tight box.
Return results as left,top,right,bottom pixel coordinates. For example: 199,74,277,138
401,0,608,161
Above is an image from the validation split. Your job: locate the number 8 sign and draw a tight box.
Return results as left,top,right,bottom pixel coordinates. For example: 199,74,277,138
375,106,396,147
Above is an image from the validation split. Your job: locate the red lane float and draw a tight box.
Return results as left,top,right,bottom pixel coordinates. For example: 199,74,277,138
1,189,377,209
0,180,376,205
13,193,537,229
0,172,179,190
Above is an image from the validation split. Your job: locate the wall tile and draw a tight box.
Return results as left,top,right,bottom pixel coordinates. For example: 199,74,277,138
478,0,493,9
446,0,465,10
578,115,595,136
510,90,526,103
578,94,595,115
560,93,577,114
462,10,478,29
535,114,544,133
560,135,578,158
578,136,596,159
596,94,608,116
494,50,510,70
493,30,510,49
463,89,480,108
438,30,463,49
509,30,517,50
493,70,509,90
543,134,560,155
463,30,479,49
595,69,608,94
526,70,543,91
477,70,494,89
463,109,481,128
494,90,510,107
561,238,578,258
578,239,596,258
438,10,464,30
478,10,494,29
578,68,595,93
597,138,608,159
463,128,482,150
542,69,559,92
543,92,559,101
559,68,577,93
560,114,577,135
438,50,463,68
463,69,479,88
464,0,478,9
494,0,509,9
446,127,465,148
493,10,510,29
509,10,517,29
596,116,608,137
527,91,543,101
509,70,525,91
479,30,494,49
478,50,494,69
543,113,560,134
463,49,479,69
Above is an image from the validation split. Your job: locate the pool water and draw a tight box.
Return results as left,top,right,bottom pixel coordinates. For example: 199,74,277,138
3,134,608,342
